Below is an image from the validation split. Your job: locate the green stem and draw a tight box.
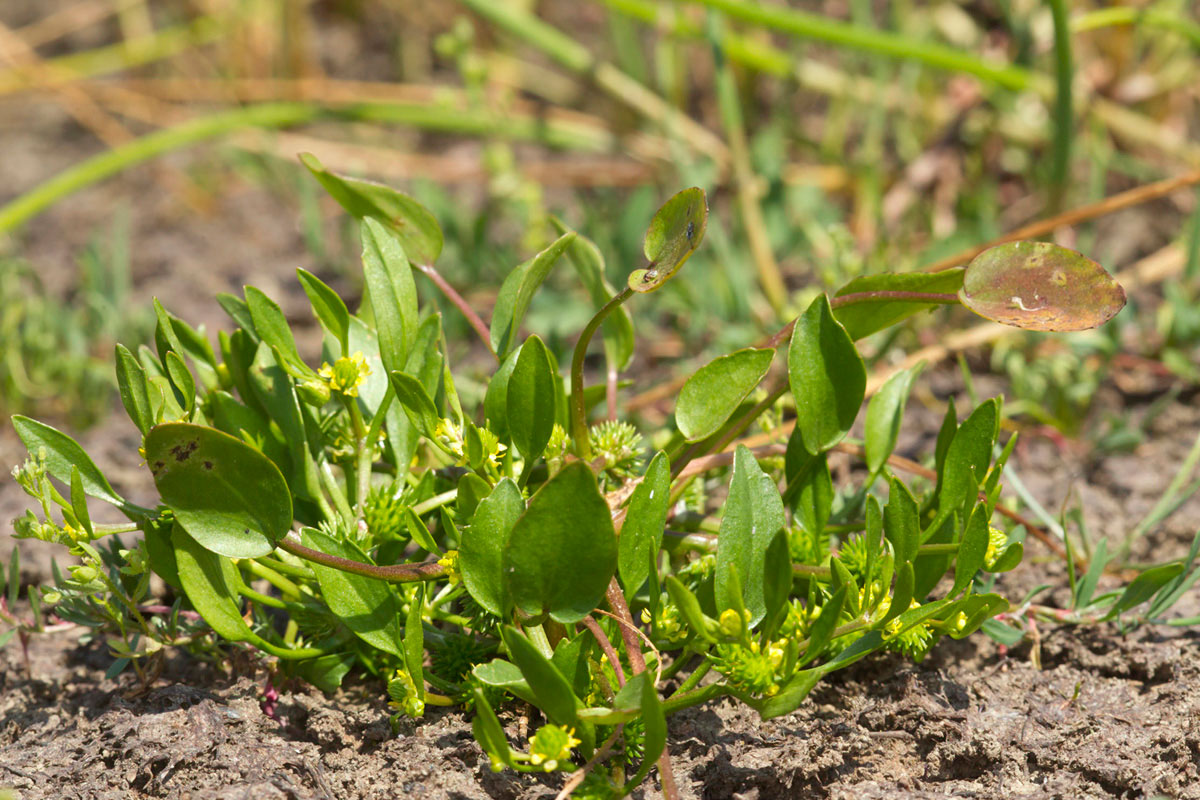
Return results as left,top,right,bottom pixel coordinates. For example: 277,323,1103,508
257,556,315,581
793,563,832,579
1071,7,1200,50
706,10,787,316
412,489,458,517
277,535,446,583
571,287,634,461
917,542,960,556
686,0,1034,90
1047,0,1073,213
667,658,713,699
661,682,727,715
243,558,304,600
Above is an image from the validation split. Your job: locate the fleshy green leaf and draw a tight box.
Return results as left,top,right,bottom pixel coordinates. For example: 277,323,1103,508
301,527,405,659
172,523,257,643
676,348,774,442
389,371,440,441
12,416,124,507
504,462,616,623
952,504,991,596
405,582,426,704
471,687,518,770
362,217,419,374
833,269,965,340
864,363,922,475
506,334,557,466
784,432,832,538
297,268,351,358
938,399,998,516
884,477,920,568
489,232,576,358
484,348,520,442
788,294,866,455
146,423,292,558
244,286,314,379
618,452,671,597
626,671,667,790
301,152,443,266
715,445,786,626
629,187,707,293
500,626,580,728
461,479,524,617
115,344,153,436
959,241,1126,331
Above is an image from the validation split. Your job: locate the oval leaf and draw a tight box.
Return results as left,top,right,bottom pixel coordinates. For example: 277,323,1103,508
864,363,923,474
833,269,965,341
461,479,525,617
676,347,774,442
145,422,292,558
362,217,419,374
507,334,557,465
715,445,787,626
504,462,616,623
959,241,1126,331
618,451,671,596
787,294,866,455
172,522,256,643
629,187,707,293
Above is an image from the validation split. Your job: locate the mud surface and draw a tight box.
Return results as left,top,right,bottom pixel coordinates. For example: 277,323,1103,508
3,2,1200,797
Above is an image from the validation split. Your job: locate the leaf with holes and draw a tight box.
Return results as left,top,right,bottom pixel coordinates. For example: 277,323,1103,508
629,187,707,293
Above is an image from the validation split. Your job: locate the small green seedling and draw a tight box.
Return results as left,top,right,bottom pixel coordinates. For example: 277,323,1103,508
8,163,1137,797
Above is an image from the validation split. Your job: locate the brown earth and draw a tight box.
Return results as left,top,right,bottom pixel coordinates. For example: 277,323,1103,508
3,3,1200,798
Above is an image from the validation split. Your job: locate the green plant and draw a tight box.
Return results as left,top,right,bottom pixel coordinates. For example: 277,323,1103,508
7,165,1129,796
0,212,152,428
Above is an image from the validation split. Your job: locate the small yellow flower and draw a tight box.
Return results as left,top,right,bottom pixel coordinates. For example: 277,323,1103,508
318,351,371,398
438,549,462,585
528,725,581,772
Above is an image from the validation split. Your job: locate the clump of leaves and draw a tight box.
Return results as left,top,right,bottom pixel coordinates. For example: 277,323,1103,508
7,161,1139,796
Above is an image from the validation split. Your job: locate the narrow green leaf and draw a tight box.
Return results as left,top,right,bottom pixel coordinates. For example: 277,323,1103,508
629,187,707,293
405,582,426,703
471,687,518,770
12,416,124,507
389,371,440,441
301,527,404,659
473,658,538,706
461,479,524,617
501,626,580,727
626,671,667,792
362,217,419,374
665,575,716,642
484,348,520,441
164,351,196,417
939,399,998,515
952,504,991,596
618,452,671,597
217,293,257,337
301,152,443,266
506,334,557,465
880,562,914,627
244,286,314,379
172,523,257,643
297,268,351,357
761,529,793,637
1075,538,1108,610
676,348,774,442
69,467,93,538
1106,563,1185,620
864,363,922,474
788,294,866,455
833,269,964,340
489,232,576,358
145,422,292,558
798,585,846,666
115,344,153,436
715,445,786,626
785,432,832,538
405,508,443,556
504,463,616,623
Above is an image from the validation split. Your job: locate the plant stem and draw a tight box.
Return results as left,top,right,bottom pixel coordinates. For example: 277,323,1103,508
1046,0,1073,214
415,263,497,361
243,559,304,600
667,659,713,699
687,0,1034,90
583,615,627,688
278,534,446,583
661,682,727,715
412,488,458,517
829,290,961,309
572,287,634,461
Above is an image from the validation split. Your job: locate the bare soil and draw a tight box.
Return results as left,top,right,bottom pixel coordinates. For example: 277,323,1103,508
3,3,1200,797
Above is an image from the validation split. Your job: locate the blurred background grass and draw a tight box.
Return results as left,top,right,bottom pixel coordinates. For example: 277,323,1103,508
0,0,1198,445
